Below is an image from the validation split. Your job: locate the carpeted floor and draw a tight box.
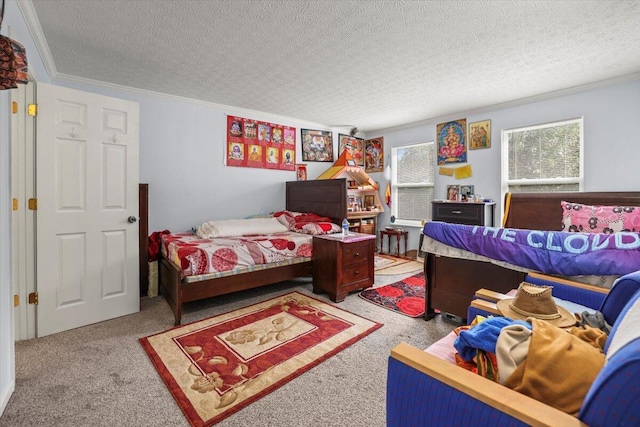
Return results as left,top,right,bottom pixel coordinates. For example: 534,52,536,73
0,273,456,427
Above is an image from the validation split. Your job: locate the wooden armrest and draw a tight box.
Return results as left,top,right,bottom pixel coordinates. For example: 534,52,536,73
470,298,501,315
474,288,512,302
390,342,586,427
526,272,609,295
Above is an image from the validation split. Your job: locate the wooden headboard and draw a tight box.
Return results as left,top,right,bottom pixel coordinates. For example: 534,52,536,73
285,179,347,225
503,191,640,230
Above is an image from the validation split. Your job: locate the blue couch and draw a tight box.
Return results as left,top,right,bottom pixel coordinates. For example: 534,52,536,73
387,270,640,426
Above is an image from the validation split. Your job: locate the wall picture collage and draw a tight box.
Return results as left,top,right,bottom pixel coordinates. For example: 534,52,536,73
226,115,296,171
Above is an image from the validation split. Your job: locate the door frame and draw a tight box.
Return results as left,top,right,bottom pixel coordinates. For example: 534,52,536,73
10,81,36,341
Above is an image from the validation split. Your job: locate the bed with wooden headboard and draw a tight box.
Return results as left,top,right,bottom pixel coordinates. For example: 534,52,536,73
423,191,640,321
158,179,347,325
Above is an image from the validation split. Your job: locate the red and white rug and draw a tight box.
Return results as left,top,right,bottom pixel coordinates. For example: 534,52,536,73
140,292,382,426
359,273,426,317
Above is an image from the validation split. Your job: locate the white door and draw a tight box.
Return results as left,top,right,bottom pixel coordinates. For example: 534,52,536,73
36,83,140,337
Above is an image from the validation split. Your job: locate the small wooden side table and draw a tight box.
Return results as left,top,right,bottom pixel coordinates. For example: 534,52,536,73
379,229,408,257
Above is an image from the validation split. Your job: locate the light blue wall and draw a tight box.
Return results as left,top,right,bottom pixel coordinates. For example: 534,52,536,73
375,79,640,250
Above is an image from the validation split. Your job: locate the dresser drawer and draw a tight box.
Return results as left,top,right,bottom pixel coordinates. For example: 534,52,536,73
433,204,482,222
342,261,371,289
342,241,370,265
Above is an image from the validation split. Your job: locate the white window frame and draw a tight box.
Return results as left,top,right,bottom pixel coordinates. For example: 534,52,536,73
391,141,435,228
501,117,584,199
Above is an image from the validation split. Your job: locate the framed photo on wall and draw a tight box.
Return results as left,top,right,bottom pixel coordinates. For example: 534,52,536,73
469,120,491,149
301,129,334,162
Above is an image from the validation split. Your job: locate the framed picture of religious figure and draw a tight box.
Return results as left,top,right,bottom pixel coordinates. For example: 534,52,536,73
301,129,334,162
364,137,384,173
338,134,365,166
437,119,467,165
469,120,491,150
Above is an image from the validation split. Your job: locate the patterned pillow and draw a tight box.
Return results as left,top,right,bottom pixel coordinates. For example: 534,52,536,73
561,201,640,233
272,210,304,228
291,221,342,235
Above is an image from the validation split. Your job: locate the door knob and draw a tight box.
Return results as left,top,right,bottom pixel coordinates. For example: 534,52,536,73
128,216,137,223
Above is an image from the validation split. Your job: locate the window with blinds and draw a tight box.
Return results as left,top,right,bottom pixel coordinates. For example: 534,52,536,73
391,142,435,226
502,118,583,194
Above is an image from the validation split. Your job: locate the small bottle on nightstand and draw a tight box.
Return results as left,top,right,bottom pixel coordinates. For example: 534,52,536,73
342,218,349,236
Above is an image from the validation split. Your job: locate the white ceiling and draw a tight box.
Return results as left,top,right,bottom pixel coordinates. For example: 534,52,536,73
23,0,640,133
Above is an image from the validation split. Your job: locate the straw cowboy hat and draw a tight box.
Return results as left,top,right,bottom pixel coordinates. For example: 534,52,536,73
496,282,576,328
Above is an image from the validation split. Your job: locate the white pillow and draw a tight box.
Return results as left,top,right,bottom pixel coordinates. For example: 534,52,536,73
196,217,288,238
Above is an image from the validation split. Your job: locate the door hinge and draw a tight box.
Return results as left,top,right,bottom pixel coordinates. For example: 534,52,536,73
13,198,18,211
28,103,38,116
28,198,37,210
14,295,19,307
28,292,38,305
12,101,18,114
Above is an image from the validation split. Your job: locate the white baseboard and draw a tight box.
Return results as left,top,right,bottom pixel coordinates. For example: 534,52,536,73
0,379,15,417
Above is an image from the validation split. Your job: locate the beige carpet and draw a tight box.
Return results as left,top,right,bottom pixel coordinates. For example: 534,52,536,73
374,255,423,276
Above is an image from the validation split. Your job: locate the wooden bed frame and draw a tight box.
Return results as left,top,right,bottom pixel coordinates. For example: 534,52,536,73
424,191,640,321
159,179,347,325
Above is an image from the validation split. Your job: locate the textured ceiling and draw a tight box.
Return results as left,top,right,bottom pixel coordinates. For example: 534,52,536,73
24,0,640,132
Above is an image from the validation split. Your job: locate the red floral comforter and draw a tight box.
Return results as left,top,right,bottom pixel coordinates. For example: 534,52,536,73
161,231,313,276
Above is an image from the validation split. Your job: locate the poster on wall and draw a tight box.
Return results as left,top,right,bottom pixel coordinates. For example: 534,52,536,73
301,129,334,162
436,118,467,165
338,134,364,166
364,137,384,173
226,115,296,171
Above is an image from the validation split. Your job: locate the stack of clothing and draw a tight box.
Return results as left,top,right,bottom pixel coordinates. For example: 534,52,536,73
453,283,609,416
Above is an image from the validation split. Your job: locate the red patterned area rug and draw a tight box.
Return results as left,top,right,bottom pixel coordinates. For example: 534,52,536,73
140,292,382,427
359,273,426,317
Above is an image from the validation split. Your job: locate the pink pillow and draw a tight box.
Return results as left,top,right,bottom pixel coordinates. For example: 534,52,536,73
561,201,640,233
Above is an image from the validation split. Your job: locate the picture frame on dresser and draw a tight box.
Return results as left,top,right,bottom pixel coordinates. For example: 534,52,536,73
446,185,460,201
460,185,474,201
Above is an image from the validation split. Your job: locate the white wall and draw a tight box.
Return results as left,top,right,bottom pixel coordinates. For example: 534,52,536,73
376,78,640,250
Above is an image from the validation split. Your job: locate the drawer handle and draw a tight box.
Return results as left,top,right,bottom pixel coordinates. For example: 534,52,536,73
355,270,359,275
354,252,360,257
451,210,462,214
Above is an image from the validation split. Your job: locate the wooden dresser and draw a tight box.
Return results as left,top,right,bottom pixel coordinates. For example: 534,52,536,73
426,200,503,321
312,233,376,302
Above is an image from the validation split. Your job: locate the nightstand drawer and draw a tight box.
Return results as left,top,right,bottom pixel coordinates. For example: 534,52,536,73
343,241,370,265
342,261,370,288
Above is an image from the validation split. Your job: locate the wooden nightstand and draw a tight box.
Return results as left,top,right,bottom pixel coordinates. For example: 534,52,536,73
312,233,376,302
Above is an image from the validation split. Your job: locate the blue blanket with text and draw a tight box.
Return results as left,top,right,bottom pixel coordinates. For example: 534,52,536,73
423,221,640,277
